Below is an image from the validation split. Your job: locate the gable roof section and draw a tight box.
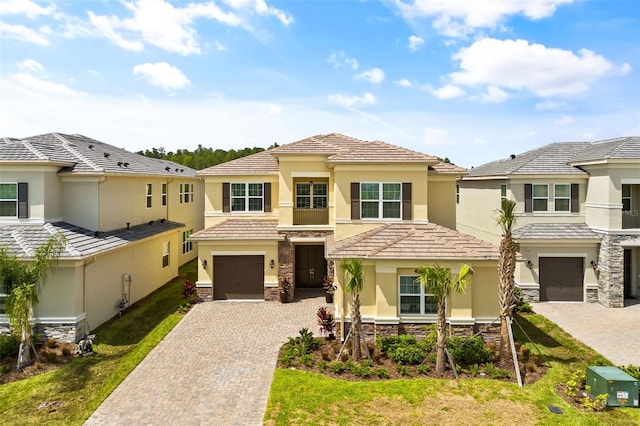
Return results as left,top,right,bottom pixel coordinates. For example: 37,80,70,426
0,133,197,177
189,219,282,240
197,150,278,176
569,136,640,163
327,223,500,260
270,133,368,155
513,223,601,241
327,140,438,164
0,220,184,259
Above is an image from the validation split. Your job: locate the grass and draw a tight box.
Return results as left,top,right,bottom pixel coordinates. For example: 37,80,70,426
0,260,196,425
265,313,640,426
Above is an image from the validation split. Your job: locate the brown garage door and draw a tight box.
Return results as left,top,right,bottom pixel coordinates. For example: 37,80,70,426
539,257,584,302
213,255,264,300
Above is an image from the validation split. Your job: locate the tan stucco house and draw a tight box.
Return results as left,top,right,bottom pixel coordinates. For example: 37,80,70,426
0,133,203,341
457,136,640,308
191,133,501,338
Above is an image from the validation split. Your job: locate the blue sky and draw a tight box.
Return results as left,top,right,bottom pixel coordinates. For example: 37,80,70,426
0,0,638,167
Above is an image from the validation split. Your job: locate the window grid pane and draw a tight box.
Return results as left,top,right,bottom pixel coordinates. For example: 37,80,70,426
313,196,327,208
0,184,17,199
231,184,245,197
248,184,262,197
0,201,16,216
296,197,311,208
382,202,401,218
382,183,401,200
231,199,245,211
361,201,379,218
400,296,421,314
533,199,548,211
248,198,263,211
533,185,548,197
555,184,570,198
314,183,327,195
555,199,570,211
361,183,379,200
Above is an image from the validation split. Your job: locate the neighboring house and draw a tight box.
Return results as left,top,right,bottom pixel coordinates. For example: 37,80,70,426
457,136,640,308
191,133,501,338
0,133,203,341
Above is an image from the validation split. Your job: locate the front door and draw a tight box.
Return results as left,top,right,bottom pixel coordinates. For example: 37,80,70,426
295,245,326,288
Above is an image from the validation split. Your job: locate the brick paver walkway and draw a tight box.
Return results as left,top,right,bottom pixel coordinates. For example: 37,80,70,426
532,300,640,366
85,290,325,425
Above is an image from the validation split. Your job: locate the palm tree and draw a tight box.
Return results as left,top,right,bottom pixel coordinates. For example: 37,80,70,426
341,259,364,360
496,198,517,360
2,232,66,369
415,264,473,375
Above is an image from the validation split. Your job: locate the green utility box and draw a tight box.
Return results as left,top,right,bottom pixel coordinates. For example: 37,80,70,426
586,366,638,407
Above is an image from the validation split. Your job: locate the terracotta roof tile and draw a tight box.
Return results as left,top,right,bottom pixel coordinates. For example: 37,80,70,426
429,161,467,174
327,223,500,260
189,219,282,240
270,133,368,155
513,223,601,240
197,150,279,176
327,141,438,164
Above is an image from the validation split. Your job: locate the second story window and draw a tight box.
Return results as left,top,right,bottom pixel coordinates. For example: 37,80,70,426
0,183,18,217
182,229,193,254
232,183,263,212
622,184,631,211
146,183,153,208
361,182,401,219
180,183,194,204
554,184,570,212
162,183,167,206
500,184,507,202
456,184,460,204
532,184,548,212
525,183,579,213
296,182,327,209
162,241,170,268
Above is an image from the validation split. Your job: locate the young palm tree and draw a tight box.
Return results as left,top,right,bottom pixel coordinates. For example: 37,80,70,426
415,264,473,375
341,258,364,360
496,198,517,360
3,232,66,369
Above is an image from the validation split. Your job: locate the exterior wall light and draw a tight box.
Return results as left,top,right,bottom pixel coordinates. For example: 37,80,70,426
201,259,207,269
526,259,534,269
270,259,275,269
590,260,598,270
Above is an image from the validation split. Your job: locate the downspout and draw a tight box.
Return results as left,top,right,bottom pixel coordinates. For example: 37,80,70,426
82,257,96,340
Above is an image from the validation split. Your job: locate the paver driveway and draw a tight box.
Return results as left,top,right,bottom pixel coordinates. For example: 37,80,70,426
85,290,325,426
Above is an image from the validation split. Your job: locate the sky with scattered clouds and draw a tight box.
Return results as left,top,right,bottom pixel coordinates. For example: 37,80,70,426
0,0,638,167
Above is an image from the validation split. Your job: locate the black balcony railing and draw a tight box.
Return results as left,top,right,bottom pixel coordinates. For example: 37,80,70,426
293,208,329,225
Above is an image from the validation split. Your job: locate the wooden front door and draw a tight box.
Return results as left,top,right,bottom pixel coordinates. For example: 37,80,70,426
295,245,326,288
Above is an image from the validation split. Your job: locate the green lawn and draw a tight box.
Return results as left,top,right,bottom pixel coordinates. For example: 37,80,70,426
265,314,640,426
0,260,196,425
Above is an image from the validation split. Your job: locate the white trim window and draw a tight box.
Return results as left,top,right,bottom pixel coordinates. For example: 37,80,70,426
146,183,153,208
622,184,631,211
162,183,167,206
162,241,170,268
456,184,460,204
0,183,18,217
532,184,548,212
554,184,570,212
231,183,263,212
500,183,507,202
180,183,194,204
361,182,401,219
399,276,438,315
296,182,327,209
182,229,193,254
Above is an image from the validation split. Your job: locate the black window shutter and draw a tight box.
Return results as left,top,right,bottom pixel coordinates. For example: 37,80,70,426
524,184,533,213
571,183,579,213
402,182,412,220
264,183,271,212
351,182,360,220
17,183,28,219
222,182,230,212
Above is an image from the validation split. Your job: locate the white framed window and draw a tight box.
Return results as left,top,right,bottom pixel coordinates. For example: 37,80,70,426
187,183,194,203
296,182,327,209
532,184,548,212
146,183,153,208
554,184,570,212
162,241,170,268
182,229,193,254
231,183,263,212
622,184,631,211
399,276,438,315
456,184,460,204
500,184,507,202
0,278,10,315
180,183,194,204
361,182,401,219
0,183,18,217
162,183,167,206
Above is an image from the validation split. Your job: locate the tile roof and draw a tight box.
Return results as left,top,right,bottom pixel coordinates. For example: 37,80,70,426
197,150,279,176
513,223,601,241
327,223,500,260
467,142,591,177
569,136,640,163
189,219,282,240
270,133,368,155
429,161,467,174
0,220,184,258
326,140,438,164
0,133,197,177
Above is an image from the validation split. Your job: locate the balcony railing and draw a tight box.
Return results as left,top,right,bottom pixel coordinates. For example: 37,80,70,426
293,208,329,225
622,211,640,229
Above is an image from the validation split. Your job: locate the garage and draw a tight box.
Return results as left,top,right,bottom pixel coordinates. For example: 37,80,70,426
539,257,584,302
213,255,264,300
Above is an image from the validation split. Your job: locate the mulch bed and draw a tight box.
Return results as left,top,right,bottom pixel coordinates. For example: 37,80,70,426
0,340,76,385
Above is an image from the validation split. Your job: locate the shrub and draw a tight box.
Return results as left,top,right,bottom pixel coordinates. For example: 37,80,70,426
387,345,426,365
447,336,492,365
620,365,640,380
61,347,71,357
0,365,9,375
484,363,511,380
465,364,480,377
182,279,197,300
396,363,411,377
316,306,336,337
376,334,417,353
0,334,19,359
352,364,371,378
321,350,332,362
318,360,328,372
41,350,58,363
513,287,533,313
300,354,314,367
45,339,59,349
279,354,295,368
582,387,608,411
329,362,347,374
374,367,390,379
417,364,431,375
564,369,587,398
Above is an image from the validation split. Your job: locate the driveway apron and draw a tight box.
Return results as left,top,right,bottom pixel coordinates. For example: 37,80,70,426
85,290,324,426
532,301,640,366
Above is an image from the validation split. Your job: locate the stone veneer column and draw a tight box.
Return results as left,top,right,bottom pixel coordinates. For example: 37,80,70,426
597,234,624,308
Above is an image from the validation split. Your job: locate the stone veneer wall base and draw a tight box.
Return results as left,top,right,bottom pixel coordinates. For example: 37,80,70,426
597,234,625,308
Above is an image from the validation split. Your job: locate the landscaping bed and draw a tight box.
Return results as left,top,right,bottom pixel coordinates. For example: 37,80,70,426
0,336,76,385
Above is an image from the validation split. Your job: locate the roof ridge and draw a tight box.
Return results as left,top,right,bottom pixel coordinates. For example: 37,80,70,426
370,226,415,256
22,140,49,160
54,133,103,172
11,229,35,257
44,223,80,256
507,143,557,174
607,137,629,158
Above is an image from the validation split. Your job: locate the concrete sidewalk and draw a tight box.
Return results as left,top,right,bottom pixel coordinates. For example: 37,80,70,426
532,301,640,366
85,290,325,425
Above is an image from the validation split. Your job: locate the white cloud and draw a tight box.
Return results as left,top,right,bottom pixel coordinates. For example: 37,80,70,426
481,86,509,103
554,115,574,125
408,35,424,51
223,0,293,26
535,100,567,110
431,84,465,100
395,78,412,88
11,72,77,95
395,0,575,37
355,68,385,84
87,12,144,52
450,38,614,97
0,21,49,45
422,127,450,146
133,62,191,91
327,92,376,108
17,59,44,72
345,57,359,70
0,0,55,19
214,40,227,51
328,51,359,70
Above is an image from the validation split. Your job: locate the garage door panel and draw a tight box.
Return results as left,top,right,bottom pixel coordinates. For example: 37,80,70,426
539,257,584,302
214,255,264,299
